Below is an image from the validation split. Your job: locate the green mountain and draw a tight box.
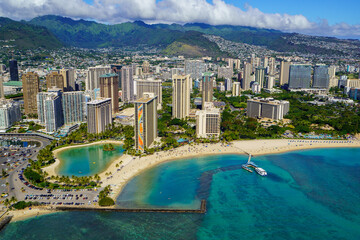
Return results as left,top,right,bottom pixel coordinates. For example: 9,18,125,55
162,31,227,57
29,15,183,49
0,17,63,49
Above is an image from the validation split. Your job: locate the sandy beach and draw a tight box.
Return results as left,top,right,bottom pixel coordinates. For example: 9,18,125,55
12,138,358,223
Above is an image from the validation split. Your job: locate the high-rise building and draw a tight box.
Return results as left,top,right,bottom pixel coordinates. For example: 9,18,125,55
228,58,234,70
0,74,4,98
142,61,150,74
232,82,241,96
86,66,111,91
279,61,291,86
121,66,134,102
172,74,191,119
247,98,290,120
268,57,276,75
202,72,214,108
0,99,21,131
263,57,269,68
313,65,329,89
60,68,75,91
37,89,64,133
242,63,252,90
196,102,220,139
9,60,19,81
46,72,64,91
100,73,119,113
22,72,39,115
251,82,261,94
234,59,241,70
185,60,207,80
328,65,338,88
217,67,233,79
87,98,112,134
62,91,85,125
266,76,275,89
255,67,266,87
136,78,162,106
134,93,158,151
225,78,232,91
288,64,312,89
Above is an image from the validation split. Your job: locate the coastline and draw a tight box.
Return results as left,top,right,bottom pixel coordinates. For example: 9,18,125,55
42,140,124,177
10,139,360,223
100,139,360,200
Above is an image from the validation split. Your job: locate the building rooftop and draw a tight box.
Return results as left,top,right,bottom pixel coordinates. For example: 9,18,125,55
100,73,118,78
3,81,22,87
87,98,111,105
203,72,214,77
135,96,156,103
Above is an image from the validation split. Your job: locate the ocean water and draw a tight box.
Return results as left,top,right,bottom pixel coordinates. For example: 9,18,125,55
56,144,124,176
1,148,360,239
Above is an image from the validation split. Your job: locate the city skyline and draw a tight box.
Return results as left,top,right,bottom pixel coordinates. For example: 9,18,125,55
0,0,359,38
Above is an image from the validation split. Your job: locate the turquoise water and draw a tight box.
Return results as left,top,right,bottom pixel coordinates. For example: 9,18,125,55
1,148,360,239
56,144,124,176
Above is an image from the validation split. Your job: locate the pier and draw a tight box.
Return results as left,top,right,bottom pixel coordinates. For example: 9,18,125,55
56,199,207,214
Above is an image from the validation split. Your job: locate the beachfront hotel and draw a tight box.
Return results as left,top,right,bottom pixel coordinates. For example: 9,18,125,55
134,93,158,152
196,102,221,139
201,72,214,109
172,74,191,119
87,98,112,134
247,98,290,120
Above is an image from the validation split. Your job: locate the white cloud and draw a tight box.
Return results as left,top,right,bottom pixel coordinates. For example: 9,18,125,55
0,0,359,38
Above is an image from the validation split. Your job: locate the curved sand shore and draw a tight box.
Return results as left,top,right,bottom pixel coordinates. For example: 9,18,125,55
11,139,359,223
42,140,124,177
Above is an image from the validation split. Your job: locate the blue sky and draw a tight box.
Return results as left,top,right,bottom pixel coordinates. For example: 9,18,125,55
225,0,359,25
2,0,360,38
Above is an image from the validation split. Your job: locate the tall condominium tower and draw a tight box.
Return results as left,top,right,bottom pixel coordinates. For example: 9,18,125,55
87,98,112,134
202,72,214,109
142,61,150,74
0,99,21,130
255,67,266,87
242,63,252,90
232,82,241,96
184,60,207,80
172,74,191,119
313,65,330,89
268,57,276,75
134,93,158,152
100,73,119,113
121,66,134,102
22,72,39,115
328,65,338,88
62,91,85,125
9,60,19,81
0,74,4,98
46,72,64,91
288,64,312,89
279,61,291,86
136,78,162,106
60,68,75,92
37,90,64,133
86,66,111,91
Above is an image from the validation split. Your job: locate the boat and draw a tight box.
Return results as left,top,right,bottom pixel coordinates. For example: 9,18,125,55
255,167,267,176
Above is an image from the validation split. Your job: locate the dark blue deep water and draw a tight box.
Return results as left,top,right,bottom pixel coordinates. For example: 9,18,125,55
1,148,360,239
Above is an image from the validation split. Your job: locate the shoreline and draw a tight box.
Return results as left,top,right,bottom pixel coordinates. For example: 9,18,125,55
42,140,124,177
10,139,360,223
101,139,360,201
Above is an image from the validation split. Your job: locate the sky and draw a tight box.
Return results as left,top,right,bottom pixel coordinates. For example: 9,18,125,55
1,0,360,38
